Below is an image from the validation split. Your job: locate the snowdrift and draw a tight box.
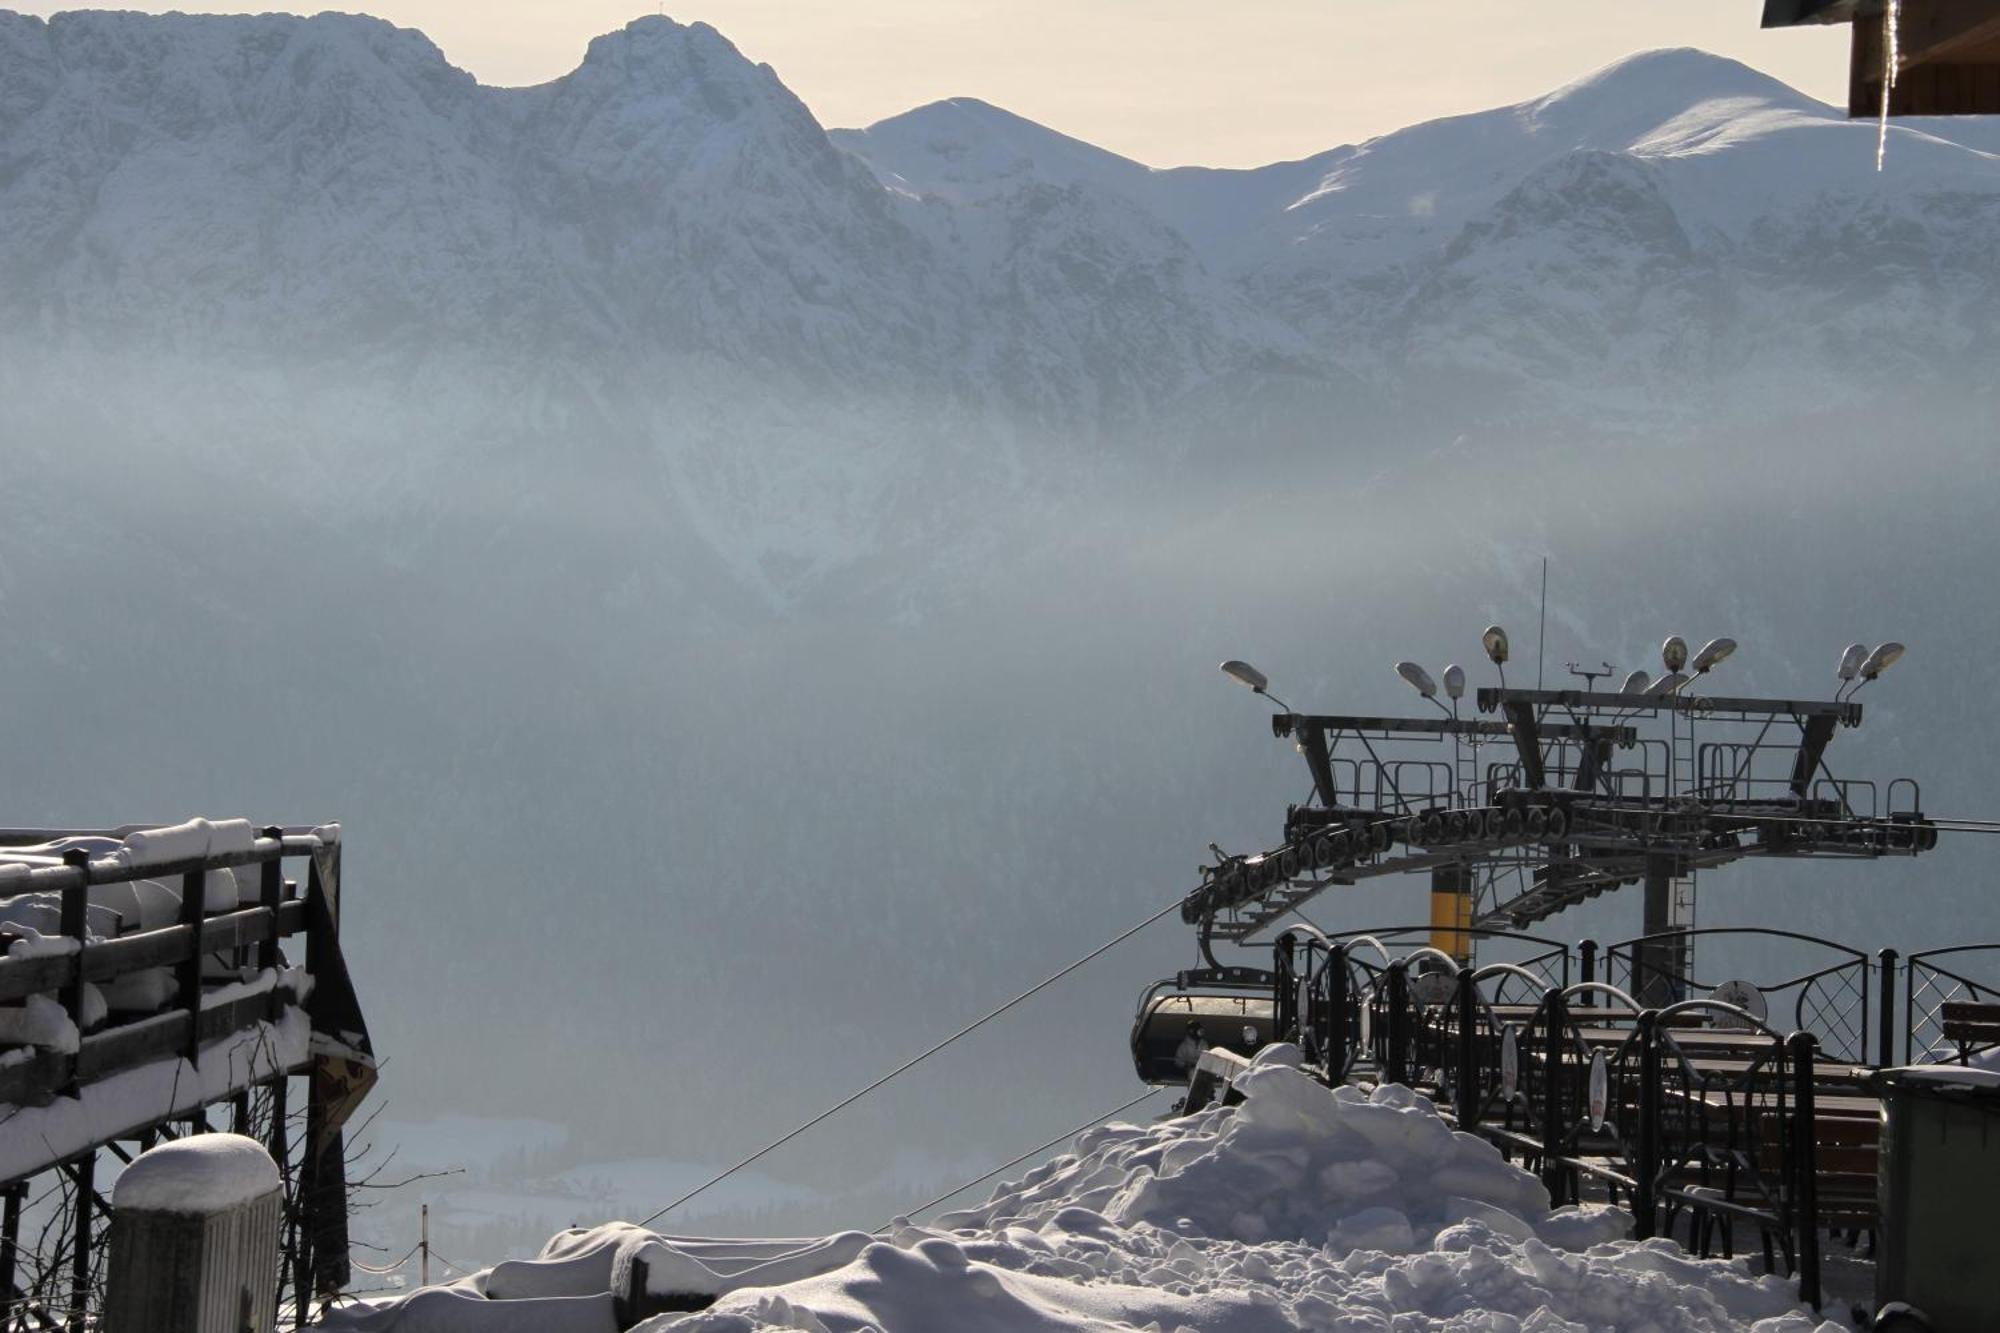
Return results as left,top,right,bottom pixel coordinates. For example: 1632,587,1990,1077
323,1047,1836,1332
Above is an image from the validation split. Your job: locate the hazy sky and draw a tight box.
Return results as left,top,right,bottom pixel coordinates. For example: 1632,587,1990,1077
14,2,1850,165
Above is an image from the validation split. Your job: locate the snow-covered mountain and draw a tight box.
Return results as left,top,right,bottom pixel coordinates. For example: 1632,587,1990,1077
0,12,1300,422
840,48,2000,422
6,15,1997,454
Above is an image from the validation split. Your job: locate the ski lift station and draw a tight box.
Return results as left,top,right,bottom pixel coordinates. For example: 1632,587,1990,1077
1134,629,2000,1328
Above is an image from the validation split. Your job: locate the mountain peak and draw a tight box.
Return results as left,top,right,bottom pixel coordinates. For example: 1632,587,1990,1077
27,8,458,77
833,96,1145,201
1527,47,1825,133
553,12,841,151
580,15,738,65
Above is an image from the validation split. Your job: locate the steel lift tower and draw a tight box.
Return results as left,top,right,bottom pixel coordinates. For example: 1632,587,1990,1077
1184,634,1934,1004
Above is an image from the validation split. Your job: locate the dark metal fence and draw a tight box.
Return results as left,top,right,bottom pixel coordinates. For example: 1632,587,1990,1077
1254,924,2000,1311
1902,945,2000,1065
1602,928,1873,1065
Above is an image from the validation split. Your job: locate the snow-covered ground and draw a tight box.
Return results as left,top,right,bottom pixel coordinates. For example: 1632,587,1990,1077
324,1048,1837,1332
353,1115,990,1277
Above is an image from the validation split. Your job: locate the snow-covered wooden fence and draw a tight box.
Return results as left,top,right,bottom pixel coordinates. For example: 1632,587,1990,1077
0,821,373,1330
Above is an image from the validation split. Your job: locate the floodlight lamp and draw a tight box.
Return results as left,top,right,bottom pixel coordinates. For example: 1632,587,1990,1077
1482,626,1510,666
1220,660,1270,694
1837,643,1868,681
1442,664,1466,700
1396,661,1438,698
1621,670,1651,695
1691,637,1736,674
1650,670,1688,695
1661,636,1688,673
1859,642,1905,680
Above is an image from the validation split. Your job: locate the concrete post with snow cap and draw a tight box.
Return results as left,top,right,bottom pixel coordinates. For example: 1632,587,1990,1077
105,1133,281,1333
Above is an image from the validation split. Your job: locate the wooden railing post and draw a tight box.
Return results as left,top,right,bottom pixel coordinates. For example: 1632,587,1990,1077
1,1184,21,1313
1633,1010,1660,1240
66,1153,93,1333
259,829,285,977
268,1071,295,1327
177,867,205,1065
58,850,92,1096
1789,1031,1822,1309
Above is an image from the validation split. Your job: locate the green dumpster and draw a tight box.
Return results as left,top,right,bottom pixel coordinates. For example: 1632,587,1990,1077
1873,1065,2000,1332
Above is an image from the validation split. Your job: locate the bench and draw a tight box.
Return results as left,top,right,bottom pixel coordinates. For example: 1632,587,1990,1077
1940,1000,2000,1062
1755,1107,1881,1233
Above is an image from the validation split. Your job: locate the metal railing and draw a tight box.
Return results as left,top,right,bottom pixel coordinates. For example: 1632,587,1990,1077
1236,923,2000,1311
1903,945,2000,1064
1602,928,1872,1064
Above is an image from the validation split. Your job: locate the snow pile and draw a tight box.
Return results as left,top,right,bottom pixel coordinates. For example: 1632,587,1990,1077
325,1049,1836,1333
114,1132,280,1213
936,1050,1565,1248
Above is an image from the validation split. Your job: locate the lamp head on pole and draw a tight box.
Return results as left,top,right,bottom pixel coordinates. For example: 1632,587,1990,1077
1690,637,1736,674
1395,661,1438,699
1220,660,1270,694
1859,642,1905,681
1649,670,1689,695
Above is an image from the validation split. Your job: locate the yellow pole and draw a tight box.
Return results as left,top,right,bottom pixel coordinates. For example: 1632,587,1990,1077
1429,865,1473,965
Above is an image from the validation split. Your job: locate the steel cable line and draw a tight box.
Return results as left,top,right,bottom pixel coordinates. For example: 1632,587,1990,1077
636,894,1189,1229
428,1249,473,1276
877,1085,1166,1234
633,805,1999,1230
351,1240,423,1276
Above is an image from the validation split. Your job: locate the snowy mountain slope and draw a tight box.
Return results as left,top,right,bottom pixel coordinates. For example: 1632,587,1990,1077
0,12,934,370
0,12,1301,420
833,99,1345,270
838,48,2000,416
0,11,1341,607
9,16,1997,460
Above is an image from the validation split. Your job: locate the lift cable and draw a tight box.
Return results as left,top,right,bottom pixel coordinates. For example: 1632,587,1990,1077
876,1084,1167,1234
428,1249,474,1277
636,895,1189,1228
351,1240,423,1276
636,807,2000,1229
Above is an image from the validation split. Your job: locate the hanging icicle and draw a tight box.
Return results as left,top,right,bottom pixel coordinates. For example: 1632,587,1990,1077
1877,0,1902,171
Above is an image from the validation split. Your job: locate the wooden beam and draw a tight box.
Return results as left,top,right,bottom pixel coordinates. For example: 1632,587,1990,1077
0,901,303,1004
1849,0,2000,115
1898,0,2000,69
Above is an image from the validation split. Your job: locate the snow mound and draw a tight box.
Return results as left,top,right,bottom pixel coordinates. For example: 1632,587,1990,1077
327,1061,1837,1333
941,1060,1564,1247
114,1132,279,1214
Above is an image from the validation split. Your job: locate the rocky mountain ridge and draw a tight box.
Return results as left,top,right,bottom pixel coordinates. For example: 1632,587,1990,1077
5,14,1995,447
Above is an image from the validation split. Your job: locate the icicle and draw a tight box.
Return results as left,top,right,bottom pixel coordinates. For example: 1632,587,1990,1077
1877,0,1902,172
